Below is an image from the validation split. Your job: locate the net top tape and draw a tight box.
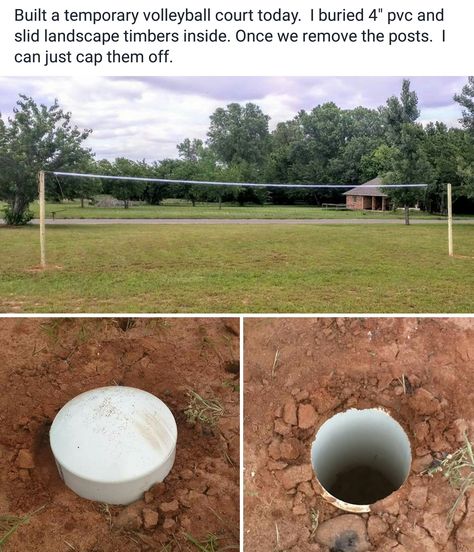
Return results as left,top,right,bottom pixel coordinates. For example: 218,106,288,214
50,171,428,189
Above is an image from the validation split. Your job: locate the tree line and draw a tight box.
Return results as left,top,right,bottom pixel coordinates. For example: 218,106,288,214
1,78,473,224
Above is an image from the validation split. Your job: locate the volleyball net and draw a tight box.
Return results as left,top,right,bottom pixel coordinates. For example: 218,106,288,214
37,170,453,268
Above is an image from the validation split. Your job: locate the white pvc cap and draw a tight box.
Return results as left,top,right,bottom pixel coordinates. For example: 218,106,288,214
50,386,177,504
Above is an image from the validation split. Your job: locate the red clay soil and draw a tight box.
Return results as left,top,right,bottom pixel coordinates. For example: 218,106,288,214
0,318,240,552
244,318,474,552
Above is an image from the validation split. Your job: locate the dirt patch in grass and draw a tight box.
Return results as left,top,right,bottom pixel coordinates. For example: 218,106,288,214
0,318,240,552
244,317,474,552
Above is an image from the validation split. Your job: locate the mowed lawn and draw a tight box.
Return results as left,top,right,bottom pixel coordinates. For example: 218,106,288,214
1,223,473,313
24,201,451,220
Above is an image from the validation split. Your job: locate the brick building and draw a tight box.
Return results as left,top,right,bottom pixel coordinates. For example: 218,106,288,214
343,177,389,211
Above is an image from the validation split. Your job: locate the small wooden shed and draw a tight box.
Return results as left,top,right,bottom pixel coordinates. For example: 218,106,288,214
343,177,389,211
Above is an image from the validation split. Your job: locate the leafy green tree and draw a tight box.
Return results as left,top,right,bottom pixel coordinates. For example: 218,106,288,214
457,161,474,199
0,95,91,224
265,104,346,205
455,133,474,204
217,162,269,206
47,157,101,207
175,138,224,205
453,78,474,208
298,103,348,181
145,159,176,204
266,104,383,204
381,80,432,223
177,138,205,162
359,144,393,182
422,123,468,213
74,174,103,208
264,121,304,203
329,107,385,184
383,124,435,223
207,103,270,170
329,135,382,185
345,106,385,140
110,158,148,208
454,76,474,133
166,159,206,206
383,79,420,141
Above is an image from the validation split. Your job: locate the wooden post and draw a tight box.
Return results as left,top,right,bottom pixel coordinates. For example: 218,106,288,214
39,170,46,268
447,182,453,257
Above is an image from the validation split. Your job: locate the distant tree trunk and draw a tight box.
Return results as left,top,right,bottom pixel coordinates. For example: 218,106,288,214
80,197,84,208
123,199,129,209
218,194,222,210
191,197,196,207
11,195,29,220
3,194,31,225
404,205,410,225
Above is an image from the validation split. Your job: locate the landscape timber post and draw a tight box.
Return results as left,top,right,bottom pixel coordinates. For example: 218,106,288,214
39,170,46,268
447,183,453,257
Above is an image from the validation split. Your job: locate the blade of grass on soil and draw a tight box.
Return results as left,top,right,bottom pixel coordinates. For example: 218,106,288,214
185,533,220,552
0,505,46,549
184,389,224,427
424,432,474,526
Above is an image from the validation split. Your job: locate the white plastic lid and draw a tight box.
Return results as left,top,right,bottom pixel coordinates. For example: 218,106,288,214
50,386,177,483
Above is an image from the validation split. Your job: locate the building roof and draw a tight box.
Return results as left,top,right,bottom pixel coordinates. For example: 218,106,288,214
343,177,388,198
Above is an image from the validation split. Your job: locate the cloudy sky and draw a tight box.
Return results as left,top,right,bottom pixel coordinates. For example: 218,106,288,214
0,76,468,161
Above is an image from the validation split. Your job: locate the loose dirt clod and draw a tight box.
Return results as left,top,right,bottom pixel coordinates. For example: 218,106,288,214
14,450,34,470
283,398,297,426
159,499,180,514
115,504,142,530
298,404,317,429
142,508,159,530
280,464,313,490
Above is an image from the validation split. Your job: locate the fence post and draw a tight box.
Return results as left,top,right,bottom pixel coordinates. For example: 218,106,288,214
39,170,46,268
447,183,453,257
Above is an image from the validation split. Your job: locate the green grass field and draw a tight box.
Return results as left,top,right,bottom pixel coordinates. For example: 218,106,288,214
1,223,473,313
19,200,454,220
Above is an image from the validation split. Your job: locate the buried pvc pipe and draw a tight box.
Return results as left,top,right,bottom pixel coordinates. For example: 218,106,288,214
50,386,177,505
311,408,412,513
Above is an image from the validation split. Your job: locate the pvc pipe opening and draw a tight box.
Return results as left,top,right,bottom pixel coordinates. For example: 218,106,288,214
311,408,411,509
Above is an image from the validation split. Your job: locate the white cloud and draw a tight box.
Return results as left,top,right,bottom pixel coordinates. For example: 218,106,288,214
0,76,466,160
